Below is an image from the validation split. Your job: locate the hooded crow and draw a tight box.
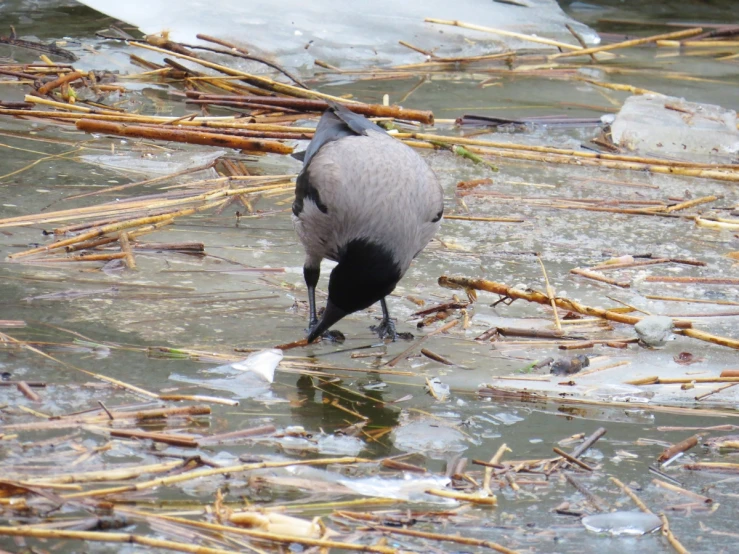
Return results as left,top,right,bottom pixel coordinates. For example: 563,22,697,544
292,102,444,343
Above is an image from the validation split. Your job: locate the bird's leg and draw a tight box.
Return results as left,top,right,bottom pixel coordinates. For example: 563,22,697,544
304,264,320,330
371,298,398,341
304,263,345,343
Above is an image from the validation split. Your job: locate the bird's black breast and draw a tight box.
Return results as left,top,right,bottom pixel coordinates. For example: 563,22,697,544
329,238,402,314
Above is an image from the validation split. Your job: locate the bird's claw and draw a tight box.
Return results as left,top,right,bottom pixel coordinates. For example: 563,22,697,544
306,322,345,343
371,318,412,342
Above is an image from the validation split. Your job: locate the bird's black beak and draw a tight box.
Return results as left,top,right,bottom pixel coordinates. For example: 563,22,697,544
307,299,348,343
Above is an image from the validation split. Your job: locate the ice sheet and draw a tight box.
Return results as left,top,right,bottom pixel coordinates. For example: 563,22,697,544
75,0,598,69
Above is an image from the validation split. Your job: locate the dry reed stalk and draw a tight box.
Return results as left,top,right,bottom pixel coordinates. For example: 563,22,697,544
21,460,186,484
158,394,238,406
62,457,369,499
695,217,739,230
609,476,652,513
646,276,739,285
0,332,161,400
0,527,244,554
186,92,434,124
438,276,691,328
0,190,227,228
7,198,228,257
424,488,497,505
36,70,86,95
570,267,630,288
404,133,737,170
108,428,198,448
444,215,524,223
592,258,670,271
695,382,739,400
652,478,712,504
424,18,582,51
1,405,210,432
118,232,136,269
75,119,293,154
658,435,699,462
118,509,400,554
132,42,362,104
664,195,722,212
368,525,518,554
550,27,704,59
406,139,739,183
31,252,127,263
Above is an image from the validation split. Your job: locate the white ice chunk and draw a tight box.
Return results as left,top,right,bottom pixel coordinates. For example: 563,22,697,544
339,475,454,504
75,0,597,69
610,94,739,162
582,511,663,536
80,150,224,178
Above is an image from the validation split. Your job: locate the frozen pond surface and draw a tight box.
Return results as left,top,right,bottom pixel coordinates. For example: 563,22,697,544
0,1,738,553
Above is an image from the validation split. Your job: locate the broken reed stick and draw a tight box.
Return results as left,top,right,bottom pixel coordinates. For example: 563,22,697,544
16,381,41,402
550,27,704,60
118,232,135,269
695,382,739,401
570,267,630,288
565,474,609,512
367,525,518,554
552,447,595,471
185,92,434,124
424,18,583,51
548,427,606,475
652,478,713,504
438,276,691,328
36,70,86,95
658,435,699,462
75,119,293,154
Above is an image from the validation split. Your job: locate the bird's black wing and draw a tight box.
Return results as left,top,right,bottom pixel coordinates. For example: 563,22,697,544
293,103,386,217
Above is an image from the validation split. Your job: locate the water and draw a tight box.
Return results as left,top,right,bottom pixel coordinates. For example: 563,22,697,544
1,1,738,552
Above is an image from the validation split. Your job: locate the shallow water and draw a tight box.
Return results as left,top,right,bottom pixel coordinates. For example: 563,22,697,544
1,1,738,553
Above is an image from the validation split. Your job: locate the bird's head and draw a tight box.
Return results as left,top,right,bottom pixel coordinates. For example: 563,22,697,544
307,238,401,342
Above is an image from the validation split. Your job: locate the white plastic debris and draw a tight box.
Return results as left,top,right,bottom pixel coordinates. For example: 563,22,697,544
610,94,739,162
582,511,663,536
232,349,284,383
634,316,674,348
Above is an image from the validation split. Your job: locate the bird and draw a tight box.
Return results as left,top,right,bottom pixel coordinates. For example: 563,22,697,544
292,102,444,343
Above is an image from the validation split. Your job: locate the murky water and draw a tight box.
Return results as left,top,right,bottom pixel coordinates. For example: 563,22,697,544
1,1,738,553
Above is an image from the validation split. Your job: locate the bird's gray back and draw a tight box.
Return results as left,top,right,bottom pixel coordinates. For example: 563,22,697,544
293,131,443,271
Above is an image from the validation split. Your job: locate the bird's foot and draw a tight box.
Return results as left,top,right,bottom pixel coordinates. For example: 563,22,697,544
370,318,413,342
306,321,345,343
